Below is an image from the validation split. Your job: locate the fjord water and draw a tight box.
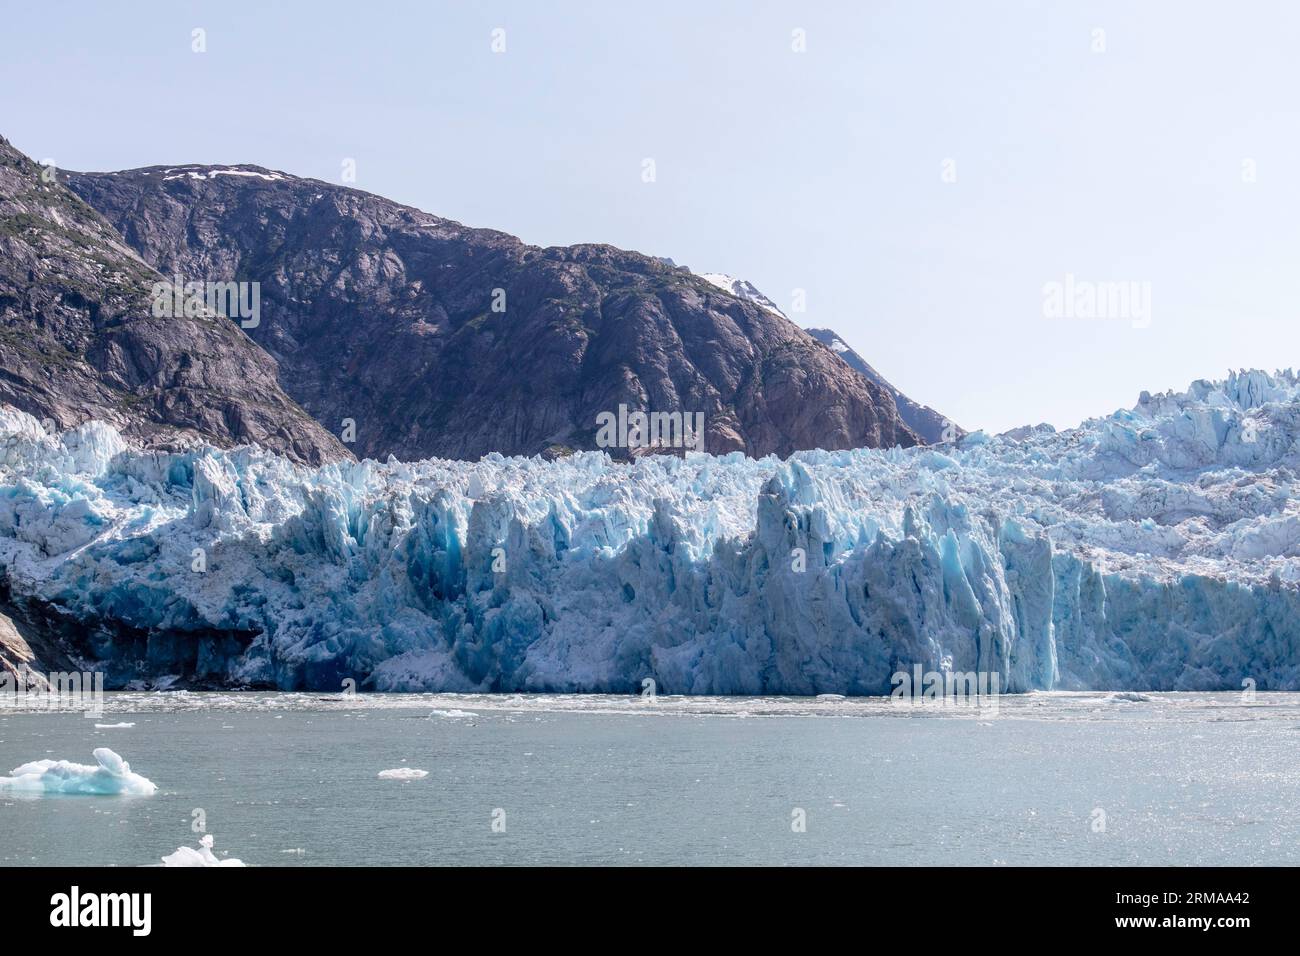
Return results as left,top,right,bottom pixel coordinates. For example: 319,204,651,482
1,693,1297,866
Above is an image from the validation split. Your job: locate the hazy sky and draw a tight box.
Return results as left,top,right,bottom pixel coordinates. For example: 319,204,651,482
4,0,1299,433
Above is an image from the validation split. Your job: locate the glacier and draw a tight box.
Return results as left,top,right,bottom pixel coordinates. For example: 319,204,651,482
0,369,1298,694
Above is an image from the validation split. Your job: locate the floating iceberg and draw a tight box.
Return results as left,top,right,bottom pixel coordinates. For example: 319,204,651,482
378,768,429,780
0,748,157,795
0,369,1298,694
161,834,244,867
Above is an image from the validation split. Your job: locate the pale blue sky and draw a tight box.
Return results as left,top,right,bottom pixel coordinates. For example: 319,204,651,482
4,0,1298,433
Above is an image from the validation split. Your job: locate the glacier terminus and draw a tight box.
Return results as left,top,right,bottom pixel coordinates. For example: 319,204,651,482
1,369,1297,695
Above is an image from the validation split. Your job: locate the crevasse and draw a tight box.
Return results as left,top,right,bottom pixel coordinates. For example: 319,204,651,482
1,369,1297,693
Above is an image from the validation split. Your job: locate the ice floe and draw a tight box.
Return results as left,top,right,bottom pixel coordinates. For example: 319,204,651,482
161,834,244,867
0,748,157,795
377,768,429,780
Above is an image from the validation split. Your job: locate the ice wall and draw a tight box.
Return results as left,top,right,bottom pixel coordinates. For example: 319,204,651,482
0,369,1297,693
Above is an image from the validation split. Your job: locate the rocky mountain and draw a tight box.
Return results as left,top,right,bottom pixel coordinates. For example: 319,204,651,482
0,137,347,465
692,269,960,444
805,328,960,444
67,164,919,460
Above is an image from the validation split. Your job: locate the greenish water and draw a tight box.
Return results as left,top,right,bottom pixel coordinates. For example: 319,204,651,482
1,691,1297,866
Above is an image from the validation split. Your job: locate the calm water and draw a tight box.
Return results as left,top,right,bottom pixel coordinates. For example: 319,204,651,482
1,692,1297,866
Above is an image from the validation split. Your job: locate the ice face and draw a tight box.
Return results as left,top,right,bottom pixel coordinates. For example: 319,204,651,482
0,369,1298,694
0,748,158,795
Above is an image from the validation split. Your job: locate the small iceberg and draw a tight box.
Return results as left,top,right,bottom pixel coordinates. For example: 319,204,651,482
161,834,245,867
0,747,157,795
378,768,428,780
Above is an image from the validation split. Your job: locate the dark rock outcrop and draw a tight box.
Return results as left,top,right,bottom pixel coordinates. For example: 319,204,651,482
69,163,919,460
805,327,961,444
0,609,45,686
0,137,348,465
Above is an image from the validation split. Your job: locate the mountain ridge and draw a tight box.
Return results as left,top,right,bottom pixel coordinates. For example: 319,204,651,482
67,159,921,461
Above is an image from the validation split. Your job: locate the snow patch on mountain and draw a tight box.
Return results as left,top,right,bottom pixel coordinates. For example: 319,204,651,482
697,272,788,318
160,167,285,182
0,369,1297,694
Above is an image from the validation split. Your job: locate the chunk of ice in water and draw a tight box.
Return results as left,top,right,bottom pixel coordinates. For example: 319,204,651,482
161,834,245,867
0,747,157,795
378,768,429,780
